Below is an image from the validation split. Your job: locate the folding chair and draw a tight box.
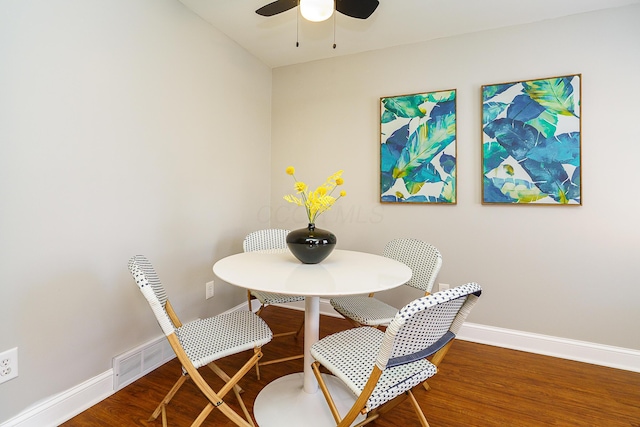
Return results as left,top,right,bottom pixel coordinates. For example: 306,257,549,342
243,229,305,378
311,283,482,427
330,238,442,328
128,255,273,427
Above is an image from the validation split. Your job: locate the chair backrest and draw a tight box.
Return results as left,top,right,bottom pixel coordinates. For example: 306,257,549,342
376,282,482,370
128,255,175,337
243,229,290,252
382,238,442,293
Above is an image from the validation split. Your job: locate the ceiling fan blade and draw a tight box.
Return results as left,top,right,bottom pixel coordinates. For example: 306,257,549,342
336,0,379,19
256,0,299,17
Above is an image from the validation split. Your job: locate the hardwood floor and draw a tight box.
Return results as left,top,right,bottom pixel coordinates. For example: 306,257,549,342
61,307,640,427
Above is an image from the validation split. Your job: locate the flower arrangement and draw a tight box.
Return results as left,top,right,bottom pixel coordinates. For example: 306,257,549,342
284,166,346,225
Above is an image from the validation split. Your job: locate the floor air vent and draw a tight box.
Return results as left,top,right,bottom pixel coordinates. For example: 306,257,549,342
113,336,175,391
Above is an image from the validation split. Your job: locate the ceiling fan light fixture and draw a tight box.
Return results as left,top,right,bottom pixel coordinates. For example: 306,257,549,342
300,0,334,22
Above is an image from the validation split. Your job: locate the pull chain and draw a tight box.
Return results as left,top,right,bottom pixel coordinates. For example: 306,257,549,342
333,1,337,48
296,5,300,47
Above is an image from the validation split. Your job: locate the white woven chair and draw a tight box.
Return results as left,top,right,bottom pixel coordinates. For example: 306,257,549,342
243,229,305,377
311,283,482,427
128,255,272,427
330,238,442,328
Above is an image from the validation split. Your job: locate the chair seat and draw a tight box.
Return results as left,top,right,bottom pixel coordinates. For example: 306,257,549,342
311,326,436,412
251,290,305,305
330,295,398,326
177,311,273,368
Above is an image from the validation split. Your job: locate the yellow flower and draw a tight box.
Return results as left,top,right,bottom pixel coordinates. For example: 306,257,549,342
294,182,307,193
284,167,345,224
283,194,304,206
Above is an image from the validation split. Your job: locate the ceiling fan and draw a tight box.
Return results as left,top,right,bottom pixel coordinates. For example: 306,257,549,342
256,0,380,21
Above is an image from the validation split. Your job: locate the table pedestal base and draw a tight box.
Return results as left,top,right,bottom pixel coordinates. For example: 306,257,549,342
253,372,365,427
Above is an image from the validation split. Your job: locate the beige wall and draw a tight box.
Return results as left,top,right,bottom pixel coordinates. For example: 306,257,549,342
271,6,640,349
2,1,639,423
0,0,272,421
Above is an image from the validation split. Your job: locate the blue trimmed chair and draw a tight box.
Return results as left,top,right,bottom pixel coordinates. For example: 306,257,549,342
311,283,482,427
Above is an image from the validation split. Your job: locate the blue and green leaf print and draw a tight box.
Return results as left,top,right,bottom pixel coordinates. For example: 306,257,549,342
380,90,457,204
482,75,581,204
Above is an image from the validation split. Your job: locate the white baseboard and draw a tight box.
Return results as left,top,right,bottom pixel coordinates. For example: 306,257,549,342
0,302,252,427
0,370,113,427
277,298,640,372
457,322,640,373
4,299,638,427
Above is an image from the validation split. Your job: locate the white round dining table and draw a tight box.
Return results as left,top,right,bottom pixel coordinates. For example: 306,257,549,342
213,249,412,427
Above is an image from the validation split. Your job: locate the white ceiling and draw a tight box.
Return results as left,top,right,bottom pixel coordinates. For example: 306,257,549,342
179,0,639,68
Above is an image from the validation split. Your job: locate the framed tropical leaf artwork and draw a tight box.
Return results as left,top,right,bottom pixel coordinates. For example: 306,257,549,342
482,74,582,205
380,89,457,204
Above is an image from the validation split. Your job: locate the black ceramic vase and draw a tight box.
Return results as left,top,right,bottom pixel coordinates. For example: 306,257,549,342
286,223,337,264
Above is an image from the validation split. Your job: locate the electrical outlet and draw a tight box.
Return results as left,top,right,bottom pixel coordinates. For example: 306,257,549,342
438,283,450,292
206,281,215,299
0,347,18,384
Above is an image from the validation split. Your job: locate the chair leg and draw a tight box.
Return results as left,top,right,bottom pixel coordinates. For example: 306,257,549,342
232,385,256,427
247,290,253,312
215,402,254,427
217,350,263,399
149,363,249,426
217,350,262,426
352,413,380,427
149,374,189,422
272,330,300,338
256,303,303,340
198,351,262,427
345,317,363,328
312,362,342,424
191,403,214,427
407,390,430,427
254,348,261,380
348,376,408,427
366,392,408,419
258,353,304,367
164,333,258,427
192,402,252,427
207,362,245,394
422,340,453,391
252,305,305,371
295,318,304,338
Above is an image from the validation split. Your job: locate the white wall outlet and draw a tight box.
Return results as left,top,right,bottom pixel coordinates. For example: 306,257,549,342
438,283,450,292
206,281,215,299
0,347,18,384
